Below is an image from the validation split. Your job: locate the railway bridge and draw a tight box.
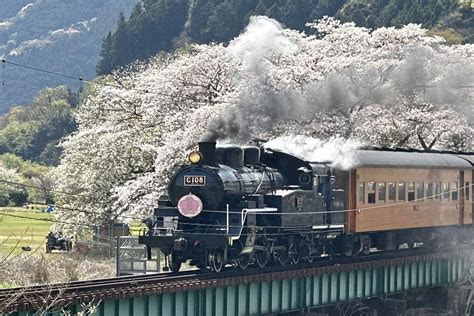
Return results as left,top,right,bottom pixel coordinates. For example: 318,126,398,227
4,248,474,316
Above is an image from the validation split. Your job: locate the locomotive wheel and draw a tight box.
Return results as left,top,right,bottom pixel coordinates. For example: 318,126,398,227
255,250,269,268
275,238,290,266
305,244,314,263
276,249,290,266
290,242,301,265
237,254,250,270
169,253,182,273
236,240,250,270
255,236,271,268
209,249,224,273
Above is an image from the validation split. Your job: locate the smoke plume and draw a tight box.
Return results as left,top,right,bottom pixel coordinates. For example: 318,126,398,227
201,16,300,142
201,16,474,142
265,136,362,170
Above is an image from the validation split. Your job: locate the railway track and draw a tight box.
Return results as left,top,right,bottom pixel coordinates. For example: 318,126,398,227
0,269,201,298
1,246,473,313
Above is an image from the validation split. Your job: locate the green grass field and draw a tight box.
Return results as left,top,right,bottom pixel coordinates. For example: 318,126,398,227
0,207,52,255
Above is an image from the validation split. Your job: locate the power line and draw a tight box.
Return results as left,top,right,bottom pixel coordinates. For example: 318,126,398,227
0,58,164,97
3,60,81,81
1,168,473,234
1,178,471,217
0,179,88,199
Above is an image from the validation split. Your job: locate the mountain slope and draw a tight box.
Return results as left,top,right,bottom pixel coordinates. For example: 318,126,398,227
0,0,137,113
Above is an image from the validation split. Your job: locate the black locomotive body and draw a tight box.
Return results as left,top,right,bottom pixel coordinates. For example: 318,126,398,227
139,142,345,272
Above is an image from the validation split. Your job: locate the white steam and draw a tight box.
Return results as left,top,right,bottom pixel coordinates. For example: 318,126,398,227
229,16,298,74
265,136,362,170
202,16,299,142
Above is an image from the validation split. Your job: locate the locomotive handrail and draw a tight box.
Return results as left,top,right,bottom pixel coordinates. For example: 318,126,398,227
230,207,278,241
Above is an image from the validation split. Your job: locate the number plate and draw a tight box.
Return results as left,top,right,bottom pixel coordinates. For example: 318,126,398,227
184,175,206,186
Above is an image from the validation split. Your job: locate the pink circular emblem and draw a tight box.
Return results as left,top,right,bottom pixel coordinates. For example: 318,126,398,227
177,194,203,218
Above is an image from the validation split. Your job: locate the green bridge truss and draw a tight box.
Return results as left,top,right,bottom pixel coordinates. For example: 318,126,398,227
10,251,472,316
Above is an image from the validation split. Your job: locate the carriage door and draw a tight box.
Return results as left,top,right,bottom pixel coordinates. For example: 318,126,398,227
460,171,465,225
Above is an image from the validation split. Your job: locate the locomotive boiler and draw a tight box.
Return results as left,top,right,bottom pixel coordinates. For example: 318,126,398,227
139,141,474,272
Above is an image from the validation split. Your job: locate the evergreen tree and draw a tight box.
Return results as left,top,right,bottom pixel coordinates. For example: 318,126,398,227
110,13,132,70
253,0,267,15
96,32,114,75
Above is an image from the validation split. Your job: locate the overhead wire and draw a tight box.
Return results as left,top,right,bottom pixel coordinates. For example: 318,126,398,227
0,58,167,97
1,177,472,217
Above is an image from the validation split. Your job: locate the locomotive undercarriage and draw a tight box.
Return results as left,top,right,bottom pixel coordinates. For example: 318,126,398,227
163,228,341,273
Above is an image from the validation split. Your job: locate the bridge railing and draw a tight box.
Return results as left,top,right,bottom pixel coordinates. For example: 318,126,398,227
116,236,160,276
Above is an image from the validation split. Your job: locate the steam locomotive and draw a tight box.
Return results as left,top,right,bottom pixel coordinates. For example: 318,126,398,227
139,141,474,272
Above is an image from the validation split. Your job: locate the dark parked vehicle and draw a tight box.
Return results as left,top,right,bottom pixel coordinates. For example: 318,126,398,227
45,232,72,253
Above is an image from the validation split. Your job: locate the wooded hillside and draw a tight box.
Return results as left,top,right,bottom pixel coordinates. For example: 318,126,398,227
97,0,473,75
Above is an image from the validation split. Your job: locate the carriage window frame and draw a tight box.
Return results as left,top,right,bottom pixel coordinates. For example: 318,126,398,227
416,182,424,201
442,182,450,200
408,182,415,201
425,182,433,200
388,182,396,202
451,181,458,201
358,182,365,204
434,182,441,200
367,181,376,204
378,182,386,203
398,182,406,202
466,182,470,201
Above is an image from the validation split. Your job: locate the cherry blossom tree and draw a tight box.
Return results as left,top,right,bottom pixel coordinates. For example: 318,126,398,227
53,16,474,229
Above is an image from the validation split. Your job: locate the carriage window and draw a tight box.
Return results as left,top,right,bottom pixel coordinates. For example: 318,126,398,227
442,182,450,200
378,182,386,203
426,182,433,200
435,182,441,200
408,182,415,201
416,182,424,201
398,182,406,201
466,182,470,201
388,182,396,202
451,182,458,200
368,181,375,204
358,182,365,203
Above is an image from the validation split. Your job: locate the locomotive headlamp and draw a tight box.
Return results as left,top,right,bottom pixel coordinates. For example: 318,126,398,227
188,151,202,164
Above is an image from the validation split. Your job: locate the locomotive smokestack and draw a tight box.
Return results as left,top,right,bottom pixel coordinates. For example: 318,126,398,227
199,142,217,166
